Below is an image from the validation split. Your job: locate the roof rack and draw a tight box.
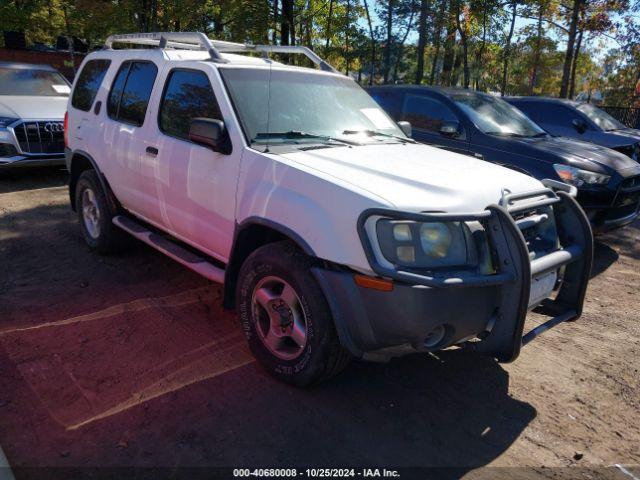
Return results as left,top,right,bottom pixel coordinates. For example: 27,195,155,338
104,32,338,73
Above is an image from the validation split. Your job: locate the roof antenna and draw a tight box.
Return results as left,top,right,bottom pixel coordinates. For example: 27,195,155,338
264,57,273,154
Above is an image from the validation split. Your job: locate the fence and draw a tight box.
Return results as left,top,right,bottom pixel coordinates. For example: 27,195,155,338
600,106,640,129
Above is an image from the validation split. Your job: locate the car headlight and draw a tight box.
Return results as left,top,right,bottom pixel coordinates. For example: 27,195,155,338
553,164,610,187
375,219,470,268
0,117,18,129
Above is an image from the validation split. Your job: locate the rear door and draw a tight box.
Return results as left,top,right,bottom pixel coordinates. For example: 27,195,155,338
100,59,159,215
141,65,242,262
68,58,111,152
400,93,470,155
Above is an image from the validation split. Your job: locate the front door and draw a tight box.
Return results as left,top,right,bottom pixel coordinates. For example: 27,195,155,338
141,66,242,263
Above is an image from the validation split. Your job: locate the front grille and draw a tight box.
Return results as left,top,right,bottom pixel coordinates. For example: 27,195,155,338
12,121,64,155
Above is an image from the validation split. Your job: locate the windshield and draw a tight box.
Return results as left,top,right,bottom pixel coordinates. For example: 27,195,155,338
451,93,546,137
0,67,70,96
220,67,405,145
576,103,625,131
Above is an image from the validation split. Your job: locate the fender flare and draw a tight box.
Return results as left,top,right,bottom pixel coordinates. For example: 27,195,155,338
68,149,119,213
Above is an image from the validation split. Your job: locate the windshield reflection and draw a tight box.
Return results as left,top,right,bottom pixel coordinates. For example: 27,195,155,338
452,93,546,138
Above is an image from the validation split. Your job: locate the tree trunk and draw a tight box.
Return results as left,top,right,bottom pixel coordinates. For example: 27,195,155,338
393,1,416,82
500,0,517,96
324,0,334,55
473,0,487,90
415,0,430,84
439,3,456,86
429,0,447,84
272,0,278,44
528,2,544,95
383,0,394,83
454,0,469,88
345,0,351,75
363,0,376,85
568,29,583,99
559,0,582,98
280,0,294,45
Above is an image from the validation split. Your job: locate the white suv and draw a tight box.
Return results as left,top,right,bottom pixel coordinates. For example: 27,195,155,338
65,32,593,385
0,62,69,168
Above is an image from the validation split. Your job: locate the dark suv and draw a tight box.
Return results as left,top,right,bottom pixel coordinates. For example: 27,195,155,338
368,85,640,231
506,97,640,161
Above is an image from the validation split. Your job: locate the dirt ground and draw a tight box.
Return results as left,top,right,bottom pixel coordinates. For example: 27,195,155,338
0,167,638,480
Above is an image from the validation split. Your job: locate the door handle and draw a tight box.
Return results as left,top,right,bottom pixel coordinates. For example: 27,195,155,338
94,101,102,115
146,146,159,156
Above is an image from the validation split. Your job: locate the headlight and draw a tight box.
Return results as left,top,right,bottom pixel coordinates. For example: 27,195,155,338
0,117,18,129
553,164,610,187
376,219,469,268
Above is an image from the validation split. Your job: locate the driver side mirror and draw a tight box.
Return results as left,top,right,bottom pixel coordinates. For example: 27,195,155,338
439,121,461,138
189,118,232,154
397,121,412,138
572,118,587,134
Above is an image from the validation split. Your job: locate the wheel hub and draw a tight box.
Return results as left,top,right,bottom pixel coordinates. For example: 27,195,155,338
252,276,308,360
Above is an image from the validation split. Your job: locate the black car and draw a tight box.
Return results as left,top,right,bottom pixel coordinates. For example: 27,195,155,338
506,97,640,161
368,85,640,231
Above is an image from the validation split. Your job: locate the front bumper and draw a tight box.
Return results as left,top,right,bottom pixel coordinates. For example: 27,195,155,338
0,155,65,169
313,186,593,362
578,178,640,231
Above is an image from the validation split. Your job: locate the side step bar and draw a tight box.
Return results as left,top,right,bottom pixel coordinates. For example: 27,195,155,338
113,215,225,284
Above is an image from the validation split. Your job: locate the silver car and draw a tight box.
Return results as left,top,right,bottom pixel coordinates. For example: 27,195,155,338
0,62,69,168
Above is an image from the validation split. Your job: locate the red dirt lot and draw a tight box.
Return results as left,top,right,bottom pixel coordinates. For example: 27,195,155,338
0,167,639,480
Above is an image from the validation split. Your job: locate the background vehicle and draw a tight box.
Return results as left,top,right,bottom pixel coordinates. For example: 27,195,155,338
65,32,591,386
369,85,640,231
506,97,640,161
0,62,69,168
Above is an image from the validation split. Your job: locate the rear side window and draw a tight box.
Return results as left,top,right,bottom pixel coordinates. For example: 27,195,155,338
107,61,158,126
402,94,458,133
71,60,110,111
159,69,222,141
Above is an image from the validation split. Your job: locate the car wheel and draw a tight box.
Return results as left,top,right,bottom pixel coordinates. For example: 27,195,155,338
237,240,350,386
75,169,129,253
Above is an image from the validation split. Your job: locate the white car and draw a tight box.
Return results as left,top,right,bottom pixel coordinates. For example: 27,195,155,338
0,62,69,168
65,32,593,385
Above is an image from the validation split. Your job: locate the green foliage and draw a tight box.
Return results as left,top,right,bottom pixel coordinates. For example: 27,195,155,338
0,0,637,104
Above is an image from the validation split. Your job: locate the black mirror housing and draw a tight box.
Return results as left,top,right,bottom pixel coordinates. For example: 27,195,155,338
189,118,231,154
572,118,587,134
440,121,461,138
397,121,412,138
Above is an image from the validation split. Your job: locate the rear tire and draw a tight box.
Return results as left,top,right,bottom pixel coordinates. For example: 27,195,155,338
75,169,129,253
236,241,350,386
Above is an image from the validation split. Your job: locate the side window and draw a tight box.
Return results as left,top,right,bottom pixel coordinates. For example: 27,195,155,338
107,61,158,126
532,103,575,126
159,69,222,140
71,59,111,111
511,102,540,122
369,90,402,120
402,94,458,133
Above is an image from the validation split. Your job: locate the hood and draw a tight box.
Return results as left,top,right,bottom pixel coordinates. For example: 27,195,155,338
279,143,542,212
517,135,637,174
0,95,68,120
606,128,640,145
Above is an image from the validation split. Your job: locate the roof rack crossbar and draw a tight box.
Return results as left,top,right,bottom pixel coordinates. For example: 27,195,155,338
104,32,338,72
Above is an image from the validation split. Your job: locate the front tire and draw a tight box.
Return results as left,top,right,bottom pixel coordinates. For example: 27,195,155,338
237,241,350,386
75,169,129,253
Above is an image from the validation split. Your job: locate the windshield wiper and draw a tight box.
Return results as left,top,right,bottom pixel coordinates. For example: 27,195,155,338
341,129,416,143
252,131,359,146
